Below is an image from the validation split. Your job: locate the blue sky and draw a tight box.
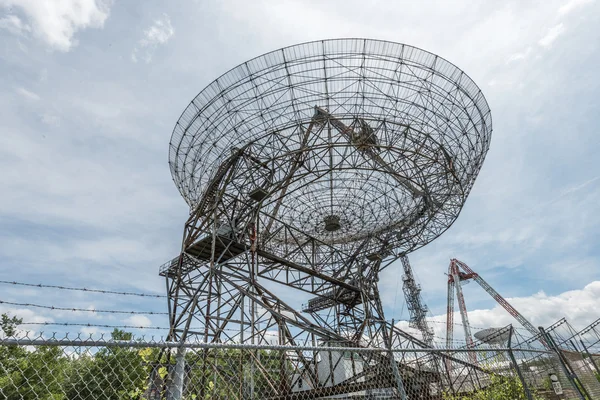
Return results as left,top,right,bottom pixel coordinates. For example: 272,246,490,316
0,0,599,342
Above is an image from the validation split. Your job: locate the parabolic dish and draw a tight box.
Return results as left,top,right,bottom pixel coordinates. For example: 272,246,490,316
474,327,510,345
169,39,492,255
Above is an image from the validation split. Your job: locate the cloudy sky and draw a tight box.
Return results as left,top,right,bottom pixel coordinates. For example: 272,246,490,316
0,0,599,342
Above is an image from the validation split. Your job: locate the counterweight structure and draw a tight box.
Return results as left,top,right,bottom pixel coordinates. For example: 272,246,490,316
401,256,434,347
161,39,492,398
446,259,542,356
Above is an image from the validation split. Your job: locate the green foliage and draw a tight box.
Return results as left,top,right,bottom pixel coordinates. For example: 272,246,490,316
0,317,156,400
541,376,553,391
442,373,543,400
4,318,401,398
1,314,69,399
183,348,290,399
62,329,148,399
1,314,22,337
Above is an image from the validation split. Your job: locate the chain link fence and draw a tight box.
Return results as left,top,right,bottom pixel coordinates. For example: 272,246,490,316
540,318,600,399
1,329,594,400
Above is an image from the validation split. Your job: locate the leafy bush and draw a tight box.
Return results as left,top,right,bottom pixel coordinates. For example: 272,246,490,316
442,373,543,400
1,314,154,399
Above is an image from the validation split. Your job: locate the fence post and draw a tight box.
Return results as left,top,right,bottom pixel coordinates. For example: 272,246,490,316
539,326,589,400
167,346,186,400
389,320,407,400
507,325,533,400
580,339,600,376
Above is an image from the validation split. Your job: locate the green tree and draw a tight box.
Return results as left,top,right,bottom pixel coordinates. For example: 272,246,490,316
1,314,22,337
1,318,299,399
183,348,292,399
63,329,149,399
0,320,156,400
0,313,69,399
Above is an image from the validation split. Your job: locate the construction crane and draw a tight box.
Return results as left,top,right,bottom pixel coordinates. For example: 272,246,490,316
446,258,544,357
401,255,434,347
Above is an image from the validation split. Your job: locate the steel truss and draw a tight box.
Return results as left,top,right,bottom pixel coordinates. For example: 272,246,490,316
401,256,434,347
161,39,493,398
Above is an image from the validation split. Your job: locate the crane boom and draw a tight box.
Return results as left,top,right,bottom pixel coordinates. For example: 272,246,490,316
453,259,540,340
446,259,546,350
446,278,455,349
447,260,477,364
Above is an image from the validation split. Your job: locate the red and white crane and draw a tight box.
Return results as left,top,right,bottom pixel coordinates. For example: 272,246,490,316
446,259,542,358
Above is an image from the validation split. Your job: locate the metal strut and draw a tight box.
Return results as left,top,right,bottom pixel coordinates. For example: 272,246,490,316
313,106,427,201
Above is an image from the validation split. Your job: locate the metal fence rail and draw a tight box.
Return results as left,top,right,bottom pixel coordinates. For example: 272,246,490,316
0,331,589,400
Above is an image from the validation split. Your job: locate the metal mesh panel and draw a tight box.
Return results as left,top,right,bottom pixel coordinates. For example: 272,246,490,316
544,319,600,399
1,333,589,400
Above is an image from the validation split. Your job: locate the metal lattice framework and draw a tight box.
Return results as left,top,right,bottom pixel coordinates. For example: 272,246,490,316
401,255,434,347
169,39,492,257
162,39,492,398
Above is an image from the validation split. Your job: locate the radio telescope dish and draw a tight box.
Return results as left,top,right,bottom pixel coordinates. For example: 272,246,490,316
169,39,492,257
475,327,510,345
163,40,495,395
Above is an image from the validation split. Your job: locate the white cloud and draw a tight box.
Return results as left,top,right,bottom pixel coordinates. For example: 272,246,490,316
539,23,566,48
507,47,532,64
15,86,40,101
80,326,104,337
0,306,53,338
264,330,279,345
467,282,600,337
132,14,174,63
141,15,174,46
0,14,29,35
558,0,594,15
397,281,600,345
123,315,152,327
0,0,111,51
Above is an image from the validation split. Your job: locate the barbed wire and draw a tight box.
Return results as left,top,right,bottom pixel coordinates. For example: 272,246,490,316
20,322,169,330
0,280,535,337
18,322,248,336
0,300,168,315
0,280,166,298
15,322,501,346
15,323,537,347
